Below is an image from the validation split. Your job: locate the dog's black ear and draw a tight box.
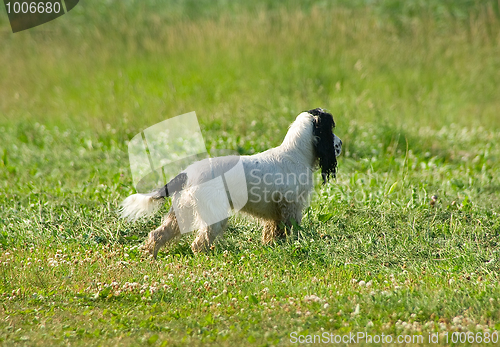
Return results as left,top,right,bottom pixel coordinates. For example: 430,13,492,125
308,108,337,184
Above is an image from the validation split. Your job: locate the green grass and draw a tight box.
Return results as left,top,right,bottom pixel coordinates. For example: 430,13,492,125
1,1,500,345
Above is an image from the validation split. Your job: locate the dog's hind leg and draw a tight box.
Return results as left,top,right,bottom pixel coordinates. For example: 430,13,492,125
144,209,180,259
191,218,228,253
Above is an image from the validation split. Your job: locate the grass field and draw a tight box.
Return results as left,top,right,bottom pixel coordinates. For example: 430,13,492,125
1,0,500,345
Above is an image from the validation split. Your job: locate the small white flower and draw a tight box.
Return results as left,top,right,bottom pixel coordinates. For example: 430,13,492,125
304,294,322,302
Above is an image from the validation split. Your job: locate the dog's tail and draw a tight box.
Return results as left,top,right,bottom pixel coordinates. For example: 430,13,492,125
119,173,187,221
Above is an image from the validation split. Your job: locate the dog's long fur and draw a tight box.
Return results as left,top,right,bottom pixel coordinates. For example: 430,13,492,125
120,108,342,258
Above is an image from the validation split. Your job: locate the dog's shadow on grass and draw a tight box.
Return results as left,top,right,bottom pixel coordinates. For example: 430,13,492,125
148,215,331,260
160,240,195,258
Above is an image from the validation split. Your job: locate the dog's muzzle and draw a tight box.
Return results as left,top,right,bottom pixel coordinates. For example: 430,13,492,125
333,135,342,157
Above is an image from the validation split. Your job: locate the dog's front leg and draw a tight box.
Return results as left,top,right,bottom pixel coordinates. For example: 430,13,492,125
261,220,281,244
261,204,303,244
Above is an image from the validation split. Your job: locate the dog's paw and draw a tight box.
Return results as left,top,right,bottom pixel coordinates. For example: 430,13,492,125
141,237,157,259
191,234,212,254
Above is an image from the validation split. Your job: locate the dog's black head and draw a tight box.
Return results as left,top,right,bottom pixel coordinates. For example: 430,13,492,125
308,108,340,184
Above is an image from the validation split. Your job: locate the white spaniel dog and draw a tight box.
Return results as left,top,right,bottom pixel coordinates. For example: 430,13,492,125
120,108,342,258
